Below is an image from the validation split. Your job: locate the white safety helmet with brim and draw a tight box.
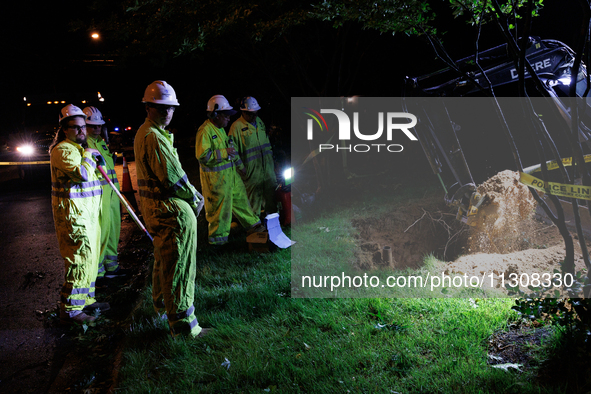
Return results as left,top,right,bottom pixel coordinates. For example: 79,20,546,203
59,104,87,123
83,106,105,125
207,95,237,115
240,96,261,112
142,80,180,106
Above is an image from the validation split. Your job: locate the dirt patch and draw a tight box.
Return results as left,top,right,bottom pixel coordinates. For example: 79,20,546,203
487,323,553,369
352,196,468,270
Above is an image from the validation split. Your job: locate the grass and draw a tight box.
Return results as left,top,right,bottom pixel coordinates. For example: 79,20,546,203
116,176,564,393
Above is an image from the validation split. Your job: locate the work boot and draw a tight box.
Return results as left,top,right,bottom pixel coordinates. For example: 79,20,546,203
209,243,229,254
246,223,266,236
197,327,213,338
171,327,213,339
95,276,109,288
83,302,110,313
60,311,97,326
104,268,132,279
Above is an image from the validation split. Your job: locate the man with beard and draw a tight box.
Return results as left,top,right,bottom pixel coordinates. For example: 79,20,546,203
50,104,108,325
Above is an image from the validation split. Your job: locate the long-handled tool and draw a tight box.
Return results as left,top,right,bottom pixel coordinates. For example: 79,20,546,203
96,164,153,242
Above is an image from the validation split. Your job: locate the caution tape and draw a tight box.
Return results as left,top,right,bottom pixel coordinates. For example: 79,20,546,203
1,154,121,166
0,161,50,166
524,154,591,174
519,172,591,200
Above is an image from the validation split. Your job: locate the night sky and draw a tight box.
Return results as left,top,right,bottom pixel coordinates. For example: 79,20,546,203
2,1,585,139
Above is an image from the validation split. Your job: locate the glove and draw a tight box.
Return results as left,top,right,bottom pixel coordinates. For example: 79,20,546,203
189,191,205,217
195,190,204,216
93,152,106,167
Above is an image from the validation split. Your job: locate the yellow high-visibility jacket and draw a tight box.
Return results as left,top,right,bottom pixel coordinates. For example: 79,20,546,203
229,116,277,215
51,140,102,312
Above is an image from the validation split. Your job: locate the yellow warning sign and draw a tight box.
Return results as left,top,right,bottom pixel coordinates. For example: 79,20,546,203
519,172,591,200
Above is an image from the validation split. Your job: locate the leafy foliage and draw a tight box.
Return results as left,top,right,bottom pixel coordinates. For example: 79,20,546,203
507,268,591,349
449,0,544,27
311,0,437,36
310,1,543,37
90,0,311,61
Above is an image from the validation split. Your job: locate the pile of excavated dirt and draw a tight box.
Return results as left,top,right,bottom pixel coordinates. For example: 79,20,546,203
469,170,537,254
352,171,589,294
448,171,588,291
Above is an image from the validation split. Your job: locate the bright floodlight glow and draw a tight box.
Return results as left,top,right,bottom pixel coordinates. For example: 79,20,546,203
91,33,100,39
17,145,35,156
283,167,293,180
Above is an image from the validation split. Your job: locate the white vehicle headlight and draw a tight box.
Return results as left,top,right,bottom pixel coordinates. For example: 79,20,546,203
16,144,35,156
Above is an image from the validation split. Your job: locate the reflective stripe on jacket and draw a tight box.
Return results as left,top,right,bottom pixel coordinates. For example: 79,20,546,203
51,140,103,203
135,118,200,208
229,116,275,181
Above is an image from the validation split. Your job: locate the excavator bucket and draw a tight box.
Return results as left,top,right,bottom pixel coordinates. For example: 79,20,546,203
403,93,484,225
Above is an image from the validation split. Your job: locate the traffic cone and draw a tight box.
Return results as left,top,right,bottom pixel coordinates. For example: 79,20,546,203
121,156,133,192
121,155,140,213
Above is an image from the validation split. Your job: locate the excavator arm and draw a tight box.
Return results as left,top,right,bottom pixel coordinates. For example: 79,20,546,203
404,36,591,225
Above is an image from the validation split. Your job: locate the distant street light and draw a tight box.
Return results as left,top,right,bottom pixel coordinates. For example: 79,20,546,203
91,32,100,40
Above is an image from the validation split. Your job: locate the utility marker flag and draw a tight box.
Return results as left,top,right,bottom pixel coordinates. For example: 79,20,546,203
519,172,591,200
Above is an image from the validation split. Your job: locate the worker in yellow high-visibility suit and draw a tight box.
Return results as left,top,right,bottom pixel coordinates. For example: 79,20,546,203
195,95,264,247
84,106,128,284
50,104,108,325
135,80,208,338
229,97,277,217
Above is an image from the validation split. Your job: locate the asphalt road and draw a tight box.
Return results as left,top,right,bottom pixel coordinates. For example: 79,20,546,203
0,162,141,393
0,167,66,393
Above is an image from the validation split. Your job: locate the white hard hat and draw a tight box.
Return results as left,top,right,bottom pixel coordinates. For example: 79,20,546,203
59,104,86,123
142,80,180,106
83,106,105,125
240,96,261,112
207,95,234,112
